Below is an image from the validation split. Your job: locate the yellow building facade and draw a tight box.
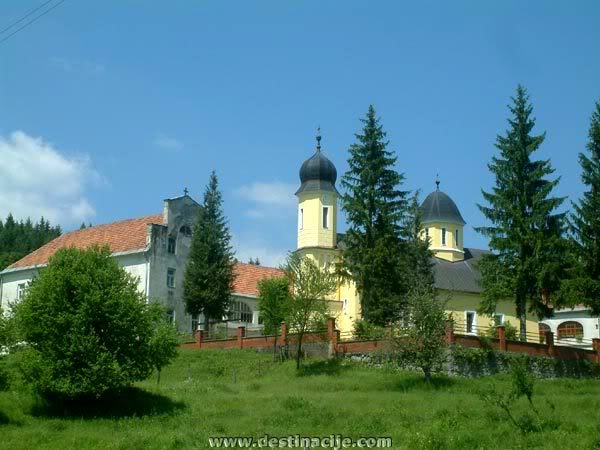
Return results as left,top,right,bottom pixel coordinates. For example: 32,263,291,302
294,133,538,337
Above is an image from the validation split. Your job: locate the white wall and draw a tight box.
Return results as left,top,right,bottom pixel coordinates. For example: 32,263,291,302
541,308,600,348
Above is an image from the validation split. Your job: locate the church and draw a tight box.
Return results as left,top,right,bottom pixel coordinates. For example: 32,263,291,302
294,132,539,336
0,131,539,338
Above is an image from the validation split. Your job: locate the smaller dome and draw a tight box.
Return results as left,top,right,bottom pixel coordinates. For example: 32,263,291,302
420,190,466,225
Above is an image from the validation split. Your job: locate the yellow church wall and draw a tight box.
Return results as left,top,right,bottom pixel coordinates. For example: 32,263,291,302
297,192,337,249
444,290,539,337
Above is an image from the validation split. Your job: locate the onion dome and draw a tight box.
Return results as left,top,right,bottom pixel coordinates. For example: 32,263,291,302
295,128,339,195
420,177,466,225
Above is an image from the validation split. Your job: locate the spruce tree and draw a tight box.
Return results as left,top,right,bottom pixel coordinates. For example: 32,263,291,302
476,86,566,340
562,101,600,313
183,171,235,331
406,192,435,289
341,105,410,326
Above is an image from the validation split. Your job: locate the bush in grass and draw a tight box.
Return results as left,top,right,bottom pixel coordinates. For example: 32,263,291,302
14,246,178,398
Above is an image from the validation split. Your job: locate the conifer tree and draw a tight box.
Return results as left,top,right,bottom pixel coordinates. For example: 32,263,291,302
341,105,410,326
405,192,435,288
183,171,235,331
561,101,600,313
476,86,566,339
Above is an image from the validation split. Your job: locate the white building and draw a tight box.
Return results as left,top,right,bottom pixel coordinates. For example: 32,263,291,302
0,194,283,334
541,305,600,349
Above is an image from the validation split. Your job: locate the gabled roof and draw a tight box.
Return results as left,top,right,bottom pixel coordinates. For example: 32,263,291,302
3,214,164,271
233,263,285,296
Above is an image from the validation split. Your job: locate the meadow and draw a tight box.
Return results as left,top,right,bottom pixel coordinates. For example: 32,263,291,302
1,349,600,449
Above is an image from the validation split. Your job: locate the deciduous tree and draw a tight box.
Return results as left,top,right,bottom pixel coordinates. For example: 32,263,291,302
14,246,178,399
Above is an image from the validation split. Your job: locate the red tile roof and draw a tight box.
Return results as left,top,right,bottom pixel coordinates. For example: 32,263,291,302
7,214,164,270
232,263,285,296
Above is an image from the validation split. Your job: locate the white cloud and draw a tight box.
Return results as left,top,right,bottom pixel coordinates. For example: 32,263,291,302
235,181,296,219
49,57,105,75
154,133,183,151
0,131,98,226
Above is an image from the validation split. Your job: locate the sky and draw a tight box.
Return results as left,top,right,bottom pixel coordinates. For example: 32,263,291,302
0,1,599,267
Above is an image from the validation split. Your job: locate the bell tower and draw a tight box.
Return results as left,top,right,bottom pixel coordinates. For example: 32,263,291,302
296,129,339,255
420,177,466,262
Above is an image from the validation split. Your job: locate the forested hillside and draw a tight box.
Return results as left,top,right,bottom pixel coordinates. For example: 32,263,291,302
0,214,61,270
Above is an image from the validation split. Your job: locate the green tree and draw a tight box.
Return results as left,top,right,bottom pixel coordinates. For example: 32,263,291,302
560,101,600,314
183,171,235,331
405,192,435,288
392,280,447,382
257,276,291,358
476,86,566,339
14,246,178,399
284,253,337,369
341,105,410,326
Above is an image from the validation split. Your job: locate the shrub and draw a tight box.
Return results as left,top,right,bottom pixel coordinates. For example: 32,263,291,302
14,246,178,398
353,319,386,340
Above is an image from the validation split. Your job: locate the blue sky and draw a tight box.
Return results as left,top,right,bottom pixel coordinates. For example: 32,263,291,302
0,1,599,266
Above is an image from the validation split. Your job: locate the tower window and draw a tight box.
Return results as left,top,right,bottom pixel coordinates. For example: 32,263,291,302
322,207,329,229
299,208,304,230
455,229,459,247
167,268,176,288
167,237,176,254
442,228,446,246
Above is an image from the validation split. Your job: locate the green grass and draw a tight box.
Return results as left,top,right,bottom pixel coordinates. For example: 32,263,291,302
1,349,600,449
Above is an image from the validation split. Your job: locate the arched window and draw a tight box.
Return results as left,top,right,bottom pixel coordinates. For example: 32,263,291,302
179,225,192,237
231,301,253,323
538,323,551,343
557,321,583,339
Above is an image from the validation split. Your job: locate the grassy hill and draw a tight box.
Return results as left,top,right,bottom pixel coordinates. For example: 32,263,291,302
1,349,600,449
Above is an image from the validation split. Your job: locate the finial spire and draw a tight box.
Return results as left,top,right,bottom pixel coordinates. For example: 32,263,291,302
435,174,440,191
184,187,189,196
316,126,321,152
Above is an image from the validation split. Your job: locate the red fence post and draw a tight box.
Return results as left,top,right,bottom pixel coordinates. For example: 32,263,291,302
593,338,600,363
546,331,555,356
279,322,287,347
445,320,455,345
237,326,246,349
195,329,204,348
496,325,506,351
327,317,338,357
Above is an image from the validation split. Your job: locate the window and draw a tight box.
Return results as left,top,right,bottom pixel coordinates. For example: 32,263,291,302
166,309,175,324
539,323,551,343
466,311,476,334
557,321,583,339
342,299,348,314
191,316,199,333
167,237,176,254
167,268,175,288
425,228,429,239
455,229,459,247
231,300,253,323
17,283,26,301
299,208,304,230
179,225,192,237
493,313,504,326
441,228,446,246
322,206,329,229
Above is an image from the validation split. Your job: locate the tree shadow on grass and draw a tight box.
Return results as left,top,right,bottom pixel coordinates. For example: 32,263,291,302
389,374,455,392
30,386,185,419
297,358,348,377
0,410,10,425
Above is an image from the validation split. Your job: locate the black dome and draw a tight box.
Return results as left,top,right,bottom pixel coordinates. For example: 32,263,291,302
420,190,466,225
296,151,339,195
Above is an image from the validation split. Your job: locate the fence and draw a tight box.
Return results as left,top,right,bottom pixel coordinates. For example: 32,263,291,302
180,318,600,363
